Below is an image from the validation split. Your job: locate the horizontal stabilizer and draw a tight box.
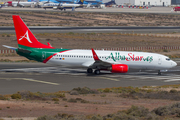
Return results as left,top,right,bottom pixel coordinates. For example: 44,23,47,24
2,45,17,50
18,48,32,54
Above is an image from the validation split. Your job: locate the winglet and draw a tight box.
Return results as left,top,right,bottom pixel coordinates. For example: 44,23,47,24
47,42,52,47
91,48,100,61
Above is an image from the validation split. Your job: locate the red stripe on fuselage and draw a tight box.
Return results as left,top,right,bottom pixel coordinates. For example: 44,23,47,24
43,50,70,63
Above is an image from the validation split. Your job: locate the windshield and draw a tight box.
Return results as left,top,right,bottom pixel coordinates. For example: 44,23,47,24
166,58,171,61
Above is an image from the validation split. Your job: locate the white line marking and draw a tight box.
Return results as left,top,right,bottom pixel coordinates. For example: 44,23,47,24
99,77,119,81
164,79,180,82
0,78,59,85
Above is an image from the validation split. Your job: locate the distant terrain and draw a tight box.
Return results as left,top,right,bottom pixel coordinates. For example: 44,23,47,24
0,10,180,26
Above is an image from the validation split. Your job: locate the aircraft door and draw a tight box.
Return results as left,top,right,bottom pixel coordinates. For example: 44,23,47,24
158,56,162,65
42,51,46,60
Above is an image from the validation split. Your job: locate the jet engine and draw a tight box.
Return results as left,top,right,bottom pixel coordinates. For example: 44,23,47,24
109,64,128,73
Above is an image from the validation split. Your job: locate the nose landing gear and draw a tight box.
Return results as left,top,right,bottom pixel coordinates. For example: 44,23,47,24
158,70,161,75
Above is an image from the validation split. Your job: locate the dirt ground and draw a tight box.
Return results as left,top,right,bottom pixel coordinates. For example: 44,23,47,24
0,93,177,118
1,32,180,60
0,10,180,26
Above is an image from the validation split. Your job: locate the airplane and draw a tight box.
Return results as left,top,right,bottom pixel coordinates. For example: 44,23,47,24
0,2,4,7
104,0,116,6
172,6,180,12
6,1,36,7
3,15,177,75
83,0,116,8
28,0,74,3
43,0,84,10
83,0,106,8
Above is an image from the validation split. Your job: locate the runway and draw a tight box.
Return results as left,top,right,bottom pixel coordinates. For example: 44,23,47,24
0,62,180,94
1,26,180,34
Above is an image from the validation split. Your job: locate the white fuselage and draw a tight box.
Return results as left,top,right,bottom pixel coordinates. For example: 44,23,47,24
43,3,82,8
12,2,35,7
46,50,177,70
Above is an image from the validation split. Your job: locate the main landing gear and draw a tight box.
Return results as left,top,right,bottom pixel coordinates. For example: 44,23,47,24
94,69,100,75
87,68,100,75
87,68,93,73
158,70,161,75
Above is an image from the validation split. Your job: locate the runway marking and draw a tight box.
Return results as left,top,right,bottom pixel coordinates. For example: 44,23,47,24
2,67,180,83
0,78,59,85
164,79,180,82
98,77,119,81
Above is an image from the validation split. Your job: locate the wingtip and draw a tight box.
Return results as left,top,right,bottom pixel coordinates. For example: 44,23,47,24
2,45,17,50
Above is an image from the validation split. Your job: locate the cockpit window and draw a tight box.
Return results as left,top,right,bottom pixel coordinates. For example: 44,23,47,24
166,58,171,61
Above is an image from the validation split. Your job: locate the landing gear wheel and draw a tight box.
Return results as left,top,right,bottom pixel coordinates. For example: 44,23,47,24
87,68,93,73
158,70,161,75
94,69,100,75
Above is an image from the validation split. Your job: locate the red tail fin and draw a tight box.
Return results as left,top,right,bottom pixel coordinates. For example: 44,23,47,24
13,15,54,49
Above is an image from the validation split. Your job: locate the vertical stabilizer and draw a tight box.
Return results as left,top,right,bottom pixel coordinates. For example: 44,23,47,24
13,15,54,48
78,0,84,4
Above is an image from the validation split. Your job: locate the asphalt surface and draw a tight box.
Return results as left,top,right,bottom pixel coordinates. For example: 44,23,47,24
1,26,180,34
0,62,180,95
0,7,177,14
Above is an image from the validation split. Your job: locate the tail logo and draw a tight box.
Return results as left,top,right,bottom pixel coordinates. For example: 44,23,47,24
19,30,32,43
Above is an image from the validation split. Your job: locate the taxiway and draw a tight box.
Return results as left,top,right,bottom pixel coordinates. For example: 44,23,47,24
0,62,180,94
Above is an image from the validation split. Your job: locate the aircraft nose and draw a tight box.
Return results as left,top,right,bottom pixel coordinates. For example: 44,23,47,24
172,61,177,67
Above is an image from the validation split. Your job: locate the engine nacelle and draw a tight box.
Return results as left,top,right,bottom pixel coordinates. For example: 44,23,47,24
110,64,128,73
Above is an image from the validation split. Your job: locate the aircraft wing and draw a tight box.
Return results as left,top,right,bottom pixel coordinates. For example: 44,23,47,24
18,3,24,7
89,49,112,69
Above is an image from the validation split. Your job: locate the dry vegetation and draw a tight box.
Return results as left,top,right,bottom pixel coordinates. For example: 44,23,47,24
0,10,180,26
1,86,180,119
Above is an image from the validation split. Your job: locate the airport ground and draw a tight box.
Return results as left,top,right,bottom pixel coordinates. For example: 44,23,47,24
1,32,180,59
0,7,180,27
1,7,180,119
0,6,178,14
1,62,180,119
